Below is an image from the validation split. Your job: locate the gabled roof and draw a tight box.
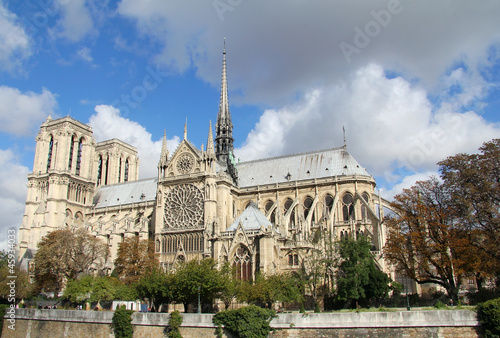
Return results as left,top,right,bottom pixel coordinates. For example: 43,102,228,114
93,178,157,209
226,202,272,232
236,147,370,187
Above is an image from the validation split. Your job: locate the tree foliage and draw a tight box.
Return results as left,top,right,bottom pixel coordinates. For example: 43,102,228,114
477,297,500,337
213,305,276,338
170,258,223,311
112,306,134,338
114,237,158,285
135,267,172,311
337,236,390,307
218,262,243,310
0,253,33,301
63,275,117,303
34,229,109,294
238,273,302,309
439,139,500,264
383,178,461,300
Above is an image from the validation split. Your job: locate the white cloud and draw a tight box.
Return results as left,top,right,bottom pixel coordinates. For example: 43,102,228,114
380,171,439,200
0,2,31,73
116,0,500,106
88,105,180,178
50,0,95,42
0,86,58,136
0,149,29,252
76,46,94,64
235,64,500,197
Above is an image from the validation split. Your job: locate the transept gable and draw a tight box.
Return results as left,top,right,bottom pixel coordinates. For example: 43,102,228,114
165,139,203,177
228,222,253,257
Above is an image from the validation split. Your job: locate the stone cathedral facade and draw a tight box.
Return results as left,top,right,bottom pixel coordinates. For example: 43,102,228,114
18,47,393,280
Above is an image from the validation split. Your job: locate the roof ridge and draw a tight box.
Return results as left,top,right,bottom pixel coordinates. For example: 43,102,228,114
97,177,157,190
237,146,347,165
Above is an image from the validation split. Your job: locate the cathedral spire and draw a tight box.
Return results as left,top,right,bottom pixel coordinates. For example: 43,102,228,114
184,118,188,140
215,38,234,163
161,130,169,160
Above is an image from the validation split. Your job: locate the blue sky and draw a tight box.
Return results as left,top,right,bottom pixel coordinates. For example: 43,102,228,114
0,0,499,250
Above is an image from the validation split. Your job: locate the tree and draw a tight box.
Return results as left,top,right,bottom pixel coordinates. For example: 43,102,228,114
383,178,461,301
114,237,158,285
170,258,223,312
0,264,33,301
218,262,243,310
439,139,500,263
63,275,116,304
337,236,390,307
136,267,172,311
34,229,109,295
238,273,302,309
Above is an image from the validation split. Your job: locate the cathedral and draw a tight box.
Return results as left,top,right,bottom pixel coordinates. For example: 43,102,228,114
18,46,393,281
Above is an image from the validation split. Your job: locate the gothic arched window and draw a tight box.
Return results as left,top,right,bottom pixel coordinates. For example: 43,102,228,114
124,159,129,182
324,194,334,218
265,200,276,224
342,193,355,221
104,155,109,185
47,135,54,172
68,135,76,171
75,138,83,176
303,196,315,222
118,158,122,183
233,245,252,281
97,155,103,185
361,192,369,220
284,198,296,229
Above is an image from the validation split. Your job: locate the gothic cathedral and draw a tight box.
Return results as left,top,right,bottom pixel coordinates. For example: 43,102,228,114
18,46,392,280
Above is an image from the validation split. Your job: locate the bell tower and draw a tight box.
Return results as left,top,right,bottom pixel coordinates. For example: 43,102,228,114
18,116,96,260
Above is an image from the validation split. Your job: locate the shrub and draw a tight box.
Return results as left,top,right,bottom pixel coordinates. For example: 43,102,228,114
213,305,277,338
0,304,9,333
167,310,183,338
112,306,134,338
477,298,500,337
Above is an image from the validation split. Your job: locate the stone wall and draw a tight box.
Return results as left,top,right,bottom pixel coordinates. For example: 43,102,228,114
3,309,480,338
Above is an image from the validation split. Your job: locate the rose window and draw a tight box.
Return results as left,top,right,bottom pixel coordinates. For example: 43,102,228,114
176,153,194,174
164,184,204,228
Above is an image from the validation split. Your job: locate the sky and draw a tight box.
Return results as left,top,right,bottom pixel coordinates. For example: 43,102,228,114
0,0,499,251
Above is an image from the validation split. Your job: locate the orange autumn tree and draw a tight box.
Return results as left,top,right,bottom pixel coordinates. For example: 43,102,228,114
114,237,158,285
383,178,462,301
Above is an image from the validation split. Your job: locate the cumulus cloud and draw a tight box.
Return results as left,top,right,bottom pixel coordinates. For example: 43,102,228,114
0,2,31,73
0,149,29,252
235,64,500,197
0,86,58,136
116,0,500,105
50,0,95,42
88,105,180,178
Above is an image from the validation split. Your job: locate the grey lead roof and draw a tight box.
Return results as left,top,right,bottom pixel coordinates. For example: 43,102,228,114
93,178,157,209
236,147,370,187
226,203,273,232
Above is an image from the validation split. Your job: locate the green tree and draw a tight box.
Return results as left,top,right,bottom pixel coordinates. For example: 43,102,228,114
213,305,277,338
63,275,116,304
337,237,390,307
218,262,243,310
238,273,302,309
114,237,158,285
171,258,223,312
136,267,173,311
